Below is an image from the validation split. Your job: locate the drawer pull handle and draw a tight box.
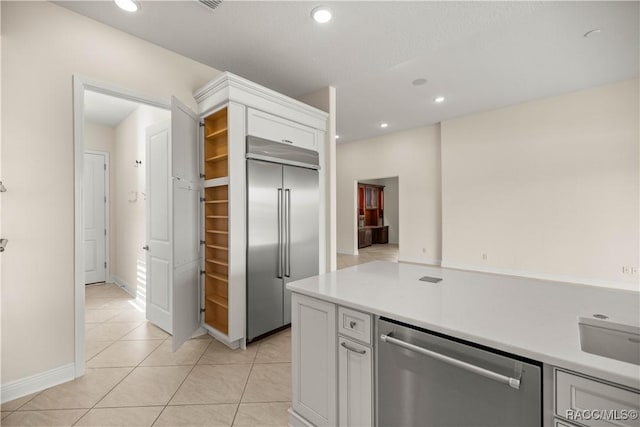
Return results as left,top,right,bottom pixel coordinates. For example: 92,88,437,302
341,342,366,355
282,139,294,144
350,321,357,328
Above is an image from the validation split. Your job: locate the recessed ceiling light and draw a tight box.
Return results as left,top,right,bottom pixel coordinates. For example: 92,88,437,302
114,0,139,12
380,123,388,128
412,78,428,86
311,6,332,23
434,96,445,103
583,29,601,38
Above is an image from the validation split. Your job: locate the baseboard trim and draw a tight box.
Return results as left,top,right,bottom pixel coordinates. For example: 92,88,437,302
337,249,358,255
398,256,442,267
203,324,241,350
110,274,136,297
440,261,639,292
288,408,315,427
1,363,75,404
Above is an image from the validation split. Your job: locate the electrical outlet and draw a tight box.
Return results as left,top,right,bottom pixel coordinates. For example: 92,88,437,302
622,266,631,274
632,267,639,275
482,253,488,260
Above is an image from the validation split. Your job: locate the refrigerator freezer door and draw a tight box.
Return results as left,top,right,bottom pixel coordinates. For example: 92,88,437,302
247,160,284,340
283,165,319,324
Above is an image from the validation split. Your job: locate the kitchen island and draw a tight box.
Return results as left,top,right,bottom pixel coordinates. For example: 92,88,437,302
286,261,640,427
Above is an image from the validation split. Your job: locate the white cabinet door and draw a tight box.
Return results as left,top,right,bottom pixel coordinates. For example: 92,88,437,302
338,337,372,427
145,97,201,352
292,293,337,427
170,97,201,352
247,108,317,151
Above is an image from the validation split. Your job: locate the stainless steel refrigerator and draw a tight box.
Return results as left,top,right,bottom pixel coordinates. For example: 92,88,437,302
246,136,319,341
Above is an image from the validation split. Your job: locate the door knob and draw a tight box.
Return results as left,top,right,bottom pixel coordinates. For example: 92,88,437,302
142,245,149,251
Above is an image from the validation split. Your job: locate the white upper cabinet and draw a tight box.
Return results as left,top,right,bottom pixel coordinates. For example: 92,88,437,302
247,108,317,151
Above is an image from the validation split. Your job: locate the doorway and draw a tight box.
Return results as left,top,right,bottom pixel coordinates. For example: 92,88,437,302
74,77,171,377
338,176,399,269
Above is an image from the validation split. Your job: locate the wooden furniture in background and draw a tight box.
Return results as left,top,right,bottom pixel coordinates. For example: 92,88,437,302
358,183,386,248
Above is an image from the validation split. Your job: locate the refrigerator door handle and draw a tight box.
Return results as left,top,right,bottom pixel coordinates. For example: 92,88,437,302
277,188,283,279
285,188,291,277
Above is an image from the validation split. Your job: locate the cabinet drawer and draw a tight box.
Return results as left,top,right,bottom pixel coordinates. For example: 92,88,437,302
555,369,640,427
247,108,317,151
553,418,578,427
555,419,580,427
338,307,371,345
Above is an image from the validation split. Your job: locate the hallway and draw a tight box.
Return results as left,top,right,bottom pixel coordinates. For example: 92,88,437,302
337,244,399,270
1,284,291,426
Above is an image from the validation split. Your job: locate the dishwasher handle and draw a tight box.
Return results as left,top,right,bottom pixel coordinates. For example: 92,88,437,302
380,334,521,390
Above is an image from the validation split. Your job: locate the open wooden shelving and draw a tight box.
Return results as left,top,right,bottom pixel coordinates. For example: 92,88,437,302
203,107,230,335
204,108,229,180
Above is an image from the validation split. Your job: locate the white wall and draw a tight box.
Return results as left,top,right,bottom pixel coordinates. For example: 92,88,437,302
441,79,639,289
84,122,116,278
337,125,442,264
112,106,170,296
361,177,399,244
1,1,220,386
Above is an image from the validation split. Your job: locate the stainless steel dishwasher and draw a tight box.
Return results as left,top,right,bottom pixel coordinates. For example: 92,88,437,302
376,317,542,427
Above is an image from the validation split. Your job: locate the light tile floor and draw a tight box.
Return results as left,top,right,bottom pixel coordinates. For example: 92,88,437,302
337,243,399,270
1,283,291,426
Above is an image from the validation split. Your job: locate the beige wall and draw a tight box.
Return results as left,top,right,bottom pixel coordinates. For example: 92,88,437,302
113,106,170,296
441,79,639,288
84,122,117,277
337,125,442,264
1,1,220,384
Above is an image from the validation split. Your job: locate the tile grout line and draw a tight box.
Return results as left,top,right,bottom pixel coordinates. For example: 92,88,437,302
72,295,172,426
230,341,261,426
150,336,216,426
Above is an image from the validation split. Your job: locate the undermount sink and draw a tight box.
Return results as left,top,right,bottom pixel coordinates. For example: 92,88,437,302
579,315,640,365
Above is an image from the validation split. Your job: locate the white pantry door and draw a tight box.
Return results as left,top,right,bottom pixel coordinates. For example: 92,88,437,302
146,120,173,333
84,152,107,284
170,97,201,352
145,97,201,351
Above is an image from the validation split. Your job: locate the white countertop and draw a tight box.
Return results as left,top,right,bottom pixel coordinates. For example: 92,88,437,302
287,261,640,390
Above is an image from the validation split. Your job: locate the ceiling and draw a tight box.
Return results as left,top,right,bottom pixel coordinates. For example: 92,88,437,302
84,90,142,127
58,1,639,142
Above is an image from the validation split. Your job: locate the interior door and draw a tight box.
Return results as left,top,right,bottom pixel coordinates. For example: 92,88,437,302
83,152,107,284
247,159,284,341
283,165,319,324
146,120,173,334
170,96,201,351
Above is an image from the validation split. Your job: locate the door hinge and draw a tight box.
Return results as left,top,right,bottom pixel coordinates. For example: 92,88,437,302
104,164,106,170
200,173,206,179
104,261,107,268
200,308,206,313
200,240,206,245
104,196,107,203
200,197,206,202
199,122,205,128
104,229,106,236
200,270,206,275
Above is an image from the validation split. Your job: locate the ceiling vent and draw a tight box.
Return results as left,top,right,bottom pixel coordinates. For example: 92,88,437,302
198,0,223,13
